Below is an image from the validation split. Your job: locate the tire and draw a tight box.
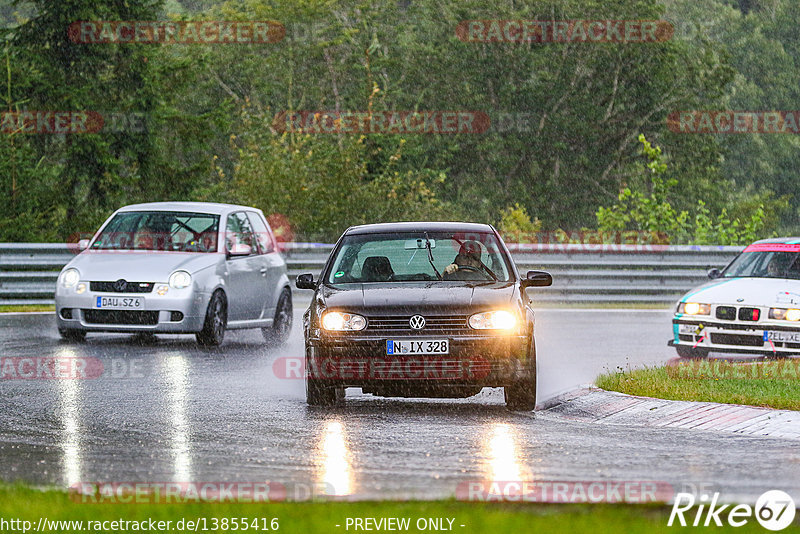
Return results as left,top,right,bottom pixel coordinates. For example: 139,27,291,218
306,378,344,406
505,339,537,411
262,288,292,346
59,328,86,342
675,344,709,358
196,290,227,347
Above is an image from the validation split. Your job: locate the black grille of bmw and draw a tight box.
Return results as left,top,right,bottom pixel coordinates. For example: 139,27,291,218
709,333,764,347
366,315,468,332
90,281,154,293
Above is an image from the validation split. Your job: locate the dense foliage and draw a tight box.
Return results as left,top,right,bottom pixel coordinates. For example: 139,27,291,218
0,0,797,242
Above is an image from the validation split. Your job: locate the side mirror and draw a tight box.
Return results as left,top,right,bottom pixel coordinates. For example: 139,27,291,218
227,243,252,257
521,270,553,288
707,268,721,280
78,239,90,251
296,273,316,290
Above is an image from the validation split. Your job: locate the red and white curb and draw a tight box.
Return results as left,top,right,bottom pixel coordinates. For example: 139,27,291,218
541,387,800,440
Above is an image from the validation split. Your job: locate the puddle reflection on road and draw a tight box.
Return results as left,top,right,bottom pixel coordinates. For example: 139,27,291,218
483,422,532,485
315,420,354,497
55,346,83,487
162,353,193,482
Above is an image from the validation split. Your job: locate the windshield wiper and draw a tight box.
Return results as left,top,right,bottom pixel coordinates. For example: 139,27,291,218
424,232,443,280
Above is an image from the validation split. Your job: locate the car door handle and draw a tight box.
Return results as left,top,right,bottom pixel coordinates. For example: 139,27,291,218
260,268,267,276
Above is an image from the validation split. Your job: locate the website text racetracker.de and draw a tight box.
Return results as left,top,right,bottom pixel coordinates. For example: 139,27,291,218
0,517,279,533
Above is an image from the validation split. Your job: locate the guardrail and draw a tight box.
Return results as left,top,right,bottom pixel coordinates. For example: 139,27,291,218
0,242,743,306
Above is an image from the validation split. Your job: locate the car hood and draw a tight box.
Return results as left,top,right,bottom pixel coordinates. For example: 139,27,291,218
65,251,221,282
318,282,518,315
679,277,800,308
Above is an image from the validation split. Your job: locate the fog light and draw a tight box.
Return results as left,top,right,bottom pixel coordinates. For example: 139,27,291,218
157,285,169,296
170,311,184,322
76,283,86,294
60,308,73,319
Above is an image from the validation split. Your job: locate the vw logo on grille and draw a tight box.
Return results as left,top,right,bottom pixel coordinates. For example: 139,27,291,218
409,315,426,330
113,279,128,292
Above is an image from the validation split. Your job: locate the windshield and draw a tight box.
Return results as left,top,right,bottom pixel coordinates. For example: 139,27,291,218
326,231,512,284
91,211,220,252
723,250,800,279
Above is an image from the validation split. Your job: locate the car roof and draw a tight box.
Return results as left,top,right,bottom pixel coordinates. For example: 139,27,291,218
345,221,496,235
751,237,800,245
116,201,260,216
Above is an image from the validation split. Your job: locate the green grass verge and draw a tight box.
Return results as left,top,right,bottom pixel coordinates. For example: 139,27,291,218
0,484,790,533
0,305,55,313
597,365,800,410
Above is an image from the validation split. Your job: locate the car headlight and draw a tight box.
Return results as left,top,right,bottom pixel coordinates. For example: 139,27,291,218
769,308,800,321
469,310,517,330
678,302,711,315
321,311,366,331
168,270,192,289
60,268,80,288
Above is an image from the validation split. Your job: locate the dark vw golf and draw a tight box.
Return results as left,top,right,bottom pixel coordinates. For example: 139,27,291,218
296,222,552,410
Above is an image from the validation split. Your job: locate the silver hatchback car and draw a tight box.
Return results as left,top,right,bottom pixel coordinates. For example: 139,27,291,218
55,202,292,346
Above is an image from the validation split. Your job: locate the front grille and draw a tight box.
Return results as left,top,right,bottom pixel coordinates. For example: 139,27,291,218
90,281,154,293
716,306,736,321
738,307,761,322
678,334,695,342
83,310,159,325
366,315,469,332
710,333,764,347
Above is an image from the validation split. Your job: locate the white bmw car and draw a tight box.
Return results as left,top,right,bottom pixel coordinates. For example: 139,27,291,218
671,238,800,357
55,202,292,347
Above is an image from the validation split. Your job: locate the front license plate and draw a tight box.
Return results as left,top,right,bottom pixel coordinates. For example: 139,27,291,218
764,331,800,343
387,339,449,355
678,323,702,335
95,296,143,310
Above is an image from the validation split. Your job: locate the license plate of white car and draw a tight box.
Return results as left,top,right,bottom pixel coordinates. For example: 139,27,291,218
764,331,800,343
678,324,701,334
95,296,143,309
387,339,449,355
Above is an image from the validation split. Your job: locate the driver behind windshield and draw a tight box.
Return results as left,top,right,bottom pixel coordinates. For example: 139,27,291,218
766,254,790,278
443,241,487,280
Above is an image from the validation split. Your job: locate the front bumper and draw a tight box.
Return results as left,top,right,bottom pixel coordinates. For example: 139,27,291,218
55,286,209,333
672,317,800,355
306,332,532,388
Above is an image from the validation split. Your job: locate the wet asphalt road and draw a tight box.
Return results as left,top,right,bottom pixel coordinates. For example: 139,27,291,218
1,303,799,504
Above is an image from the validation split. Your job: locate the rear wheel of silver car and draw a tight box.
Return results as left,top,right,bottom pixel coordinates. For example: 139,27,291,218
196,290,227,347
58,328,86,342
675,345,709,358
505,339,537,411
263,288,292,346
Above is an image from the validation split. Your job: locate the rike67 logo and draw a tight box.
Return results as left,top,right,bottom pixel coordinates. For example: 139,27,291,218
669,490,796,530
